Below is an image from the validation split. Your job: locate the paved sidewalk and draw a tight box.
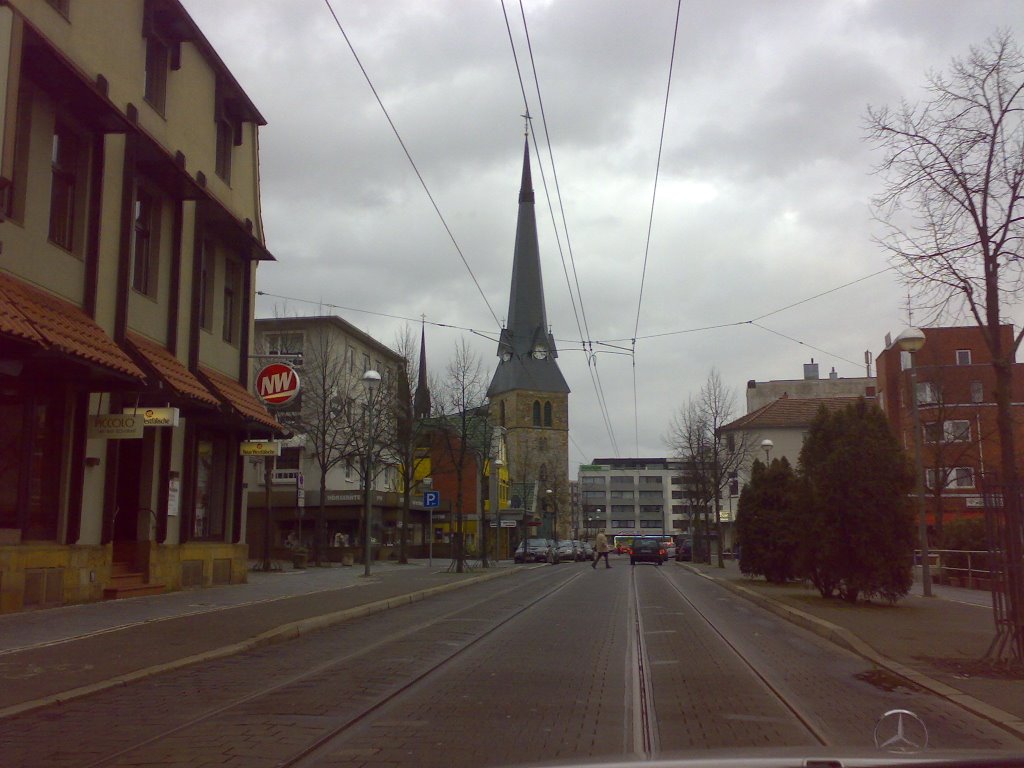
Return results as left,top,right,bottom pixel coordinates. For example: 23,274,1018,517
0,558,518,718
682,558,1024,737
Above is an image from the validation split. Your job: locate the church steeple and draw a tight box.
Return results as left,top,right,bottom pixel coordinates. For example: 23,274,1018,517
413,320,431,419
488,138,570,397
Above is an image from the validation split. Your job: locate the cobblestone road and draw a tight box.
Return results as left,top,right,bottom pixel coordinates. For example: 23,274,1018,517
2,559,1021,768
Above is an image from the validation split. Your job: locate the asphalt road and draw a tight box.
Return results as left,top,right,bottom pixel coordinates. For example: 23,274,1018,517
1,559,1020,768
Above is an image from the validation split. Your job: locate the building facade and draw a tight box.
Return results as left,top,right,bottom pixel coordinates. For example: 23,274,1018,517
876,325,1024,536
487,139,570,536
0,0,278,612
578,458,704,539
248,316,408,558
746,358,875,412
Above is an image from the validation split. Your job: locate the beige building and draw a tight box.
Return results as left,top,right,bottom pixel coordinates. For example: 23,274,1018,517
0,0,278,612
746,359,875,412
248,316,408,558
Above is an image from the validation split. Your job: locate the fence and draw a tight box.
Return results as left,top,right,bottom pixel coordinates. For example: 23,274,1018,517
914,549,993,589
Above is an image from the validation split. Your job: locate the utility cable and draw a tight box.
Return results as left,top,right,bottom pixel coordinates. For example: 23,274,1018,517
322,0,500,329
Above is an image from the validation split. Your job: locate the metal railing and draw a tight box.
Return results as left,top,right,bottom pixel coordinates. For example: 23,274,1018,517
915,548,992,587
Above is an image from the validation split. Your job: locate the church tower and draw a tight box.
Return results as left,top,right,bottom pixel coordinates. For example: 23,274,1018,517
488,138,570,536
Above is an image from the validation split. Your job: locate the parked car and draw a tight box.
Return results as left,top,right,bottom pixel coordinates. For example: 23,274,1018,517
514,538,553,563
630,538,667,565
674,536,692,562
555,539,576,563
574,540,592,561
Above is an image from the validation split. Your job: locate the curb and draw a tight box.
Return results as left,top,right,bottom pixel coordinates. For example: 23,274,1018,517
682,563,1024,739
0,566,516,721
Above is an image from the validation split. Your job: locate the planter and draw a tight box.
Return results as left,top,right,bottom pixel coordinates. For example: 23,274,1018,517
291,551,308,570
341,552,354,567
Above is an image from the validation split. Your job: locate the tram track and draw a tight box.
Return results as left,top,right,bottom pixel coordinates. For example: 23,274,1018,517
78,567,584,768
648,564,831,749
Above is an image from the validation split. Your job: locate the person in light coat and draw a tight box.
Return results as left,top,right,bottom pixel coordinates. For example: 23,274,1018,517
592,530,611,569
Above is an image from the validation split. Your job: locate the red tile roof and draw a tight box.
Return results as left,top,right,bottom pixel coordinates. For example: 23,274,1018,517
199,365,284,432
126,333,221,408
721,396,865,432
0,272,145,380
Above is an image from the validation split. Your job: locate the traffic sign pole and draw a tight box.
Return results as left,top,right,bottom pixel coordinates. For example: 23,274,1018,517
424,491,440,567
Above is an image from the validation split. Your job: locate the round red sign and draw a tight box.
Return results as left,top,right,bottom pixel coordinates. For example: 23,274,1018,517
255,363,300,406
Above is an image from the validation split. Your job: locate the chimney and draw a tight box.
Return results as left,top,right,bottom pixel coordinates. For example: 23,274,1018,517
803,358,819,380
829,367,838,380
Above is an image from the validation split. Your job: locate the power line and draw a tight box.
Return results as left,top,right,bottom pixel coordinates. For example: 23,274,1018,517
322,0,500,329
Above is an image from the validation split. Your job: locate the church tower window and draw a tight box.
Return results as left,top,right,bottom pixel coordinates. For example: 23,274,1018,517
543,401,552,427
532,400,541,426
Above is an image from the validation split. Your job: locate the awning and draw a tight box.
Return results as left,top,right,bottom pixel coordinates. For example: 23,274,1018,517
198,365,284,433
125,332,221,408
0,272,145,382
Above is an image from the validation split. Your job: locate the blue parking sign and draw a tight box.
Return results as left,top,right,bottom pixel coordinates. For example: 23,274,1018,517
423,491,440,508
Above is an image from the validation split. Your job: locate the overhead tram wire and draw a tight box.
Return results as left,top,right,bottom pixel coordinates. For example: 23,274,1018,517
502,0,619,456
631,0,683,455
322,0,500,330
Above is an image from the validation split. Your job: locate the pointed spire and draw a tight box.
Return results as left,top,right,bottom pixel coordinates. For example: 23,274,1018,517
413,320,431,418
519,138,534,204
488,138,570,397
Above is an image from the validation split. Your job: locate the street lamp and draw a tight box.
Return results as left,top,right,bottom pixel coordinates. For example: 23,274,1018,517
362,369,381,577
761,439,774,464
896,326,932,598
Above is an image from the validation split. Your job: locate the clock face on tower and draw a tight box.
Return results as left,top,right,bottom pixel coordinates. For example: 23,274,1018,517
532,345,547,360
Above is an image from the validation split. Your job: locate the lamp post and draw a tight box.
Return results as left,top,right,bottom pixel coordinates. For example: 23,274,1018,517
896,327,932,598
761,439,774,465
362,369,381,578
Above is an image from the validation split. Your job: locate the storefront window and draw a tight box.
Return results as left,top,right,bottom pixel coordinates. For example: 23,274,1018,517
0,387,64,540
193,435,228,539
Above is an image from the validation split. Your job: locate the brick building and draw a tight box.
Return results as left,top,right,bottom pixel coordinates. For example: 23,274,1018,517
876,325,1024,537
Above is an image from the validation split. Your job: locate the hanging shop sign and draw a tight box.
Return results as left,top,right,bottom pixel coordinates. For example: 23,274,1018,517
88,413,144,439
240,440,282,457
122,407,180,427
255,363,301,406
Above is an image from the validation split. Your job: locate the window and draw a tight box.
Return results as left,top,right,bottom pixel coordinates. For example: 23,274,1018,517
264,332,304,357
193,436,229,540
345,460,355,482
532,401,541,426
671,490,683,499
2,85,32,222
610,490,634,499
277,447,301,470
639,490,662,501
144,35,169,114
543,401,552,427
610,519,634,528
582,491,606,503
945,420,971,442
900,350,912,370
639,476,663,485
926,467,975,489
926,420,970,443
222,259,240,344
915,381,938,405
726,433,735,452
346,346,355,373
131,188,160,296
362,353,370,373
956,349,972,366
671,505,685,515
970,381,984,403
215,118,234,183
198,239,214,330
48,123,83,252
610,476,634,486
640,505,663,515
581,476,605,487
639,519,662,529
0,389,66,540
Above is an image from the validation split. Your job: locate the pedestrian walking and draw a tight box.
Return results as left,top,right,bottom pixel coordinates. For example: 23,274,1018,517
592,530,611,569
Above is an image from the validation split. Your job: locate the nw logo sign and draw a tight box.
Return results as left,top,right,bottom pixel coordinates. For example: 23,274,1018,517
256,363,301,406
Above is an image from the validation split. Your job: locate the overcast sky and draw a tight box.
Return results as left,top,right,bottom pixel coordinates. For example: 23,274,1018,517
182,0,1021,469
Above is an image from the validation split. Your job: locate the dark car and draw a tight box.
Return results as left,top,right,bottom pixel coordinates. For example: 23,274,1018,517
514,538,553,564
630,538,667,565
674,537,693,562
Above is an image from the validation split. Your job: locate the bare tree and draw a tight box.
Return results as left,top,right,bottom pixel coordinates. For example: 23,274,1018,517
391,325,432,564
261,324,362,566
866,30,1024,660
432,339,490,574
665,369,752,567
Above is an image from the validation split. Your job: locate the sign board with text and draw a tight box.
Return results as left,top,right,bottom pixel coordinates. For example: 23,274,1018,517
255,363,301,406
240,440,281,457
122,407,180,427
88,414,144,440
